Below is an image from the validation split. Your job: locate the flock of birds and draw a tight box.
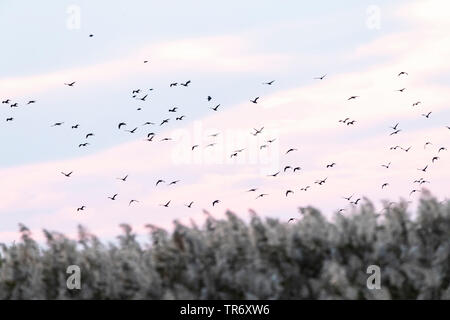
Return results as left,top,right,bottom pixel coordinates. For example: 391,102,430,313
2,34,449,222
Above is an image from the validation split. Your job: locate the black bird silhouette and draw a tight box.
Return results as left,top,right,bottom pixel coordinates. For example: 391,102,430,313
267,138,277,143
27,100,36,105
288,218,296,223
422,112,432,118
72,124,79,129
129,200,139,206
145,136,154,142
118,122,126,129
438,147,447,153
140,94,148,101
160,118,170,126
285,190,294,197
2,99,10,104
346,120,356,125
390,145,401,150
256,193,268,199
381,162,391,169
10,103,18,108
432,156,439,163
117,175,128,182
286,148,297,154
250,97,259,104
382,183,389,189
156,179,165,186
176,116,185,120
191,145,199,151
260,145,268,150
402,146,412,152
212,200,220,206
315,178,327,185
314,74,326,80
396,88,406,92
168,180,180,185
79,143,89,147
108,194,118,200
169,107,178,112
170,83,177,87
185,201,194,208
230,152,238,158
350,198,361,205
343,194,353,201
181,80,191,87
89,34,94,37
424,142,433,149
51,122,64,127
247,188,258,192
64,82,76,86
6,117,13,122
390,130,401,136
263,80,275,85
127,127,138,133
410,190,420,196
390,123,400,130
300,186,310,191
61,171,73,177
160,200,171,207
132,89,141,94
418,165,428,172
86,133,94,139
398,71,408,77
339,118,350,123
207,96,212,101
268,171,280,177
347,96,359,100
252,127,264,136
283,166,292,172
326,163,336,168
412,101,421,107
293,167,301,172
210,104,220,111
143,121,155,126
77,206,85,212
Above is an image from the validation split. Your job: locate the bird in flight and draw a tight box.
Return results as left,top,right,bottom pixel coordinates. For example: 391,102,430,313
86,133,94,139
268,171,280,177
398,71,408,77
293,167,301,172
79,142,89,147
250,97,259,104
390,130,401,136
424,142,433,149
207,96,212,101
252,127,264,136
27,100,36,105
64,82,76,87
118,122,126,129
247,188,258,192
315,178,327,185
286,148,297,154
285,190,294,197
210,104,220,111
438,147,447,153
185,201,194,208
6,117,14,122
300,186,310,191
390,123,400,130
108,194,118,200
160,200,171,207
314,74,326,80
2,99,10,104
180,80,191,87
382,183,389,189
343,194,353,201
422,112,432,118
170,83,178,87
346,120,356,125
402,146,412,152
126,127,138,134
347,96,359,100
143,121,155,126
169,107,178,112
409,190,420,196
77,206,85,212
256,193,268,199
350,198,361,205
140,94,148,101
418,165,428,172
129,200,139,206
326,163,336,168
72,124,79,129
432,156,439,163
168,180,180,186
52,122,64,127
396,88,406,92
212,200,220,206
156,179,165,186
339,118,350,123
61,171,73,177
263,80,275,85
412,101,421,107
117,175,128,182
176,116,185,121
160,118,170,126
381,162,391,169
10,103,18,108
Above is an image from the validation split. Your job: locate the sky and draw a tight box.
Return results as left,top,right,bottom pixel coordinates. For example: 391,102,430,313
0,0,449,244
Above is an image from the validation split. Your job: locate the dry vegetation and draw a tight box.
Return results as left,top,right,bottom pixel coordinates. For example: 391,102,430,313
1,194,449,300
